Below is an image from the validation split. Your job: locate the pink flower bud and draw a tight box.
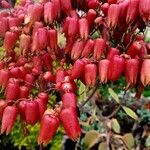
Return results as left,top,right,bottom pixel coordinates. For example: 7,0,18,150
125,59,139,85
19,86,30,98
0,17,9,37
84,63,97,86
60,0,72,14
44,2,55,24
94,38,106,60
1,0,10,9
0,69,10,88
98,59,110,84
107,4,120,28
108,55,125,81
79,18,89,40
101,3,109,16
32,21,43,37
81,39,94,58
141,59,150,86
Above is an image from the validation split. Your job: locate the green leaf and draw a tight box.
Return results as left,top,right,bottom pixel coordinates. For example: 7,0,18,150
123,133,135,149
122,106,138,120
83,130,100,149
98,142,107,150
145,134,150,147
111,118,120,134
108,88,119,103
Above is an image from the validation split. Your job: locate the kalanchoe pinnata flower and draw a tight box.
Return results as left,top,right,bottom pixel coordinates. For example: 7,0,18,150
98,59,110,84
19,86,30,99
0,17,9,37
62,92,77,108
25,100,40,125
93,38,106,60
101,3,109,16
60,0,72,14
107,4,120,28
84,63,97,86
71,59,85,79
139,0,150,22
81,39,94,58
125,58,139,86
38,112,60,145
86,0,99,9
141,59,150,86
79,18,89,40
108,55,125,81
0,69,10,89
71,40,85,60
51,0,61,18
60,107,81,141
106,47,120,60
0,100,7,120
126,0,139,24
1,106,18,135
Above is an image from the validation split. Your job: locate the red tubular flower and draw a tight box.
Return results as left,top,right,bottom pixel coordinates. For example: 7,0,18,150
79,18,89,40
55,68,67,83
106,47,120,60
126,0,139,24
32,21,43,38
5,78,20,100
19,86,30,99
0,17,9,37
51,0,61,18
60,0,72,14
18,100,27,121
71,59,85,79
125,59,139,86
38,113,60,145
0,100,7,120
71,40,85,60
139,0,150,22
24,74,35,90
44,2,55,24
0,69,10,88
86,9,97,29
86,0,99,9
38,92,48,106
10,67,20,78
107,4,120,28
81,39,94,58
60,107,81,141
141,59,150,86
84,63,97,86
43,71,55,83
25,100,40,125
93,38,106,60
101,3,109,16
1,106,18,135
98,59,110,84
108,55,125,81
8,17,21,28
3,31,18,51
48,29,58,50
62,92,77,108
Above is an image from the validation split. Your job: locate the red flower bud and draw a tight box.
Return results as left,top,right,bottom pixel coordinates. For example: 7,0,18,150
56,69,67,83
60,0,72,14
0,17,9,37
108,55,125,81
51,0,61,18
60,107,81,141
125,59,139,86
8,17,21,28
38,92,48,106
107,0,117,4
98,59,110,84
38,113,60,145
139,0,150,22
141,59,150,86
94,38,106,60
84,63,97,86
48,29,58,50
5,78,20,100
25,74,35,89
25,100,39,125
1,106,18,134
43,71,55,83
126,0,139,24
3,31,18,51
18,100,27,121
106,47,120,60
0,69,10,88
62,92,77,108
101,3,109,16
86,0,99,9
19,86,30,98
71,40,85,60
79,18,89,40
107,4,120,28
71,59,85,79
44,2,55,24
81,39,94,58
32,21,43,37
